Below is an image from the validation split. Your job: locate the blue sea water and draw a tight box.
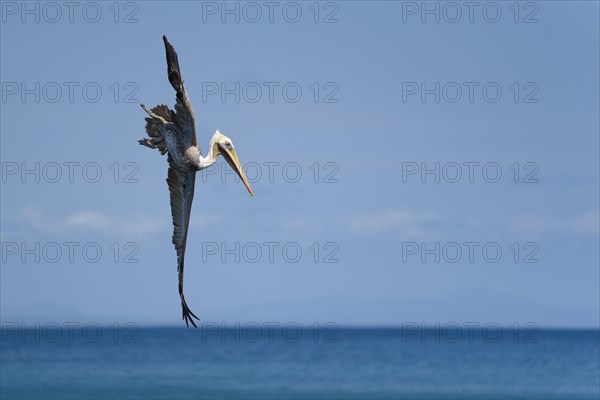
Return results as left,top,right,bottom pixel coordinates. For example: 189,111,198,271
1,326,598,399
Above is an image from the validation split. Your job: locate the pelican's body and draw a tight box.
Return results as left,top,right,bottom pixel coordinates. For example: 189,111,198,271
139,36,253,327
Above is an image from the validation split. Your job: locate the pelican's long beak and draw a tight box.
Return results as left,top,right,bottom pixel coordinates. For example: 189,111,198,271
219,145,254,196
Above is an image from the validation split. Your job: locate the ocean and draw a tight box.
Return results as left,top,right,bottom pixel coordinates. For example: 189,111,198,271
1,326,598,399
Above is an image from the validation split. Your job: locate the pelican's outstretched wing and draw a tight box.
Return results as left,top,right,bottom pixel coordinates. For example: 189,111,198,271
167,162,199,327
163,35,198,148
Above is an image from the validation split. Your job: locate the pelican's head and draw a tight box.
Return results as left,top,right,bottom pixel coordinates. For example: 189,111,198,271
211,130,253,196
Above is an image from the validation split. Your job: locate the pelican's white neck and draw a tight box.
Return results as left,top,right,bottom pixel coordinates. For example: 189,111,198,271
198,155,217,170
198,130,221,170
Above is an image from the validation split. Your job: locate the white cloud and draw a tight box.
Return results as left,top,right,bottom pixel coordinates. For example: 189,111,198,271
566,210,600,235
513,210,599,235
512,215,559,232
19,207,165,237
350,209,440,239
65,211,111,230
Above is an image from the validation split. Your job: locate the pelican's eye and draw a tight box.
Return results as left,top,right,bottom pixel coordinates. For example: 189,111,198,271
225,143,233,150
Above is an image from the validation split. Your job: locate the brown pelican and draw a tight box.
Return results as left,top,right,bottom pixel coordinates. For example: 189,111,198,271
139,36,253,327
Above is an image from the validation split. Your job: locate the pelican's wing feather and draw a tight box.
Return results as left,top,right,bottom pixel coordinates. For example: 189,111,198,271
163,35,198,148
167,163,199,327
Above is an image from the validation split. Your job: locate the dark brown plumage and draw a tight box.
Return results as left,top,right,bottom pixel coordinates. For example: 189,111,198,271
139,36,254,327
139,36,201,327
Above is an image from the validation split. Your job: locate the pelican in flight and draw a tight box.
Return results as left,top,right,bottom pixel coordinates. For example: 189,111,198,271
139,36,253,327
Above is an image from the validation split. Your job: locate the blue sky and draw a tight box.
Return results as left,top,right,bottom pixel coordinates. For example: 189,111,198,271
1,1,598,327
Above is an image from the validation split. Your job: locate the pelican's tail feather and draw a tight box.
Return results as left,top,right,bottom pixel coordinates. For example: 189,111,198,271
139,104,172,155
180,292,199,328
